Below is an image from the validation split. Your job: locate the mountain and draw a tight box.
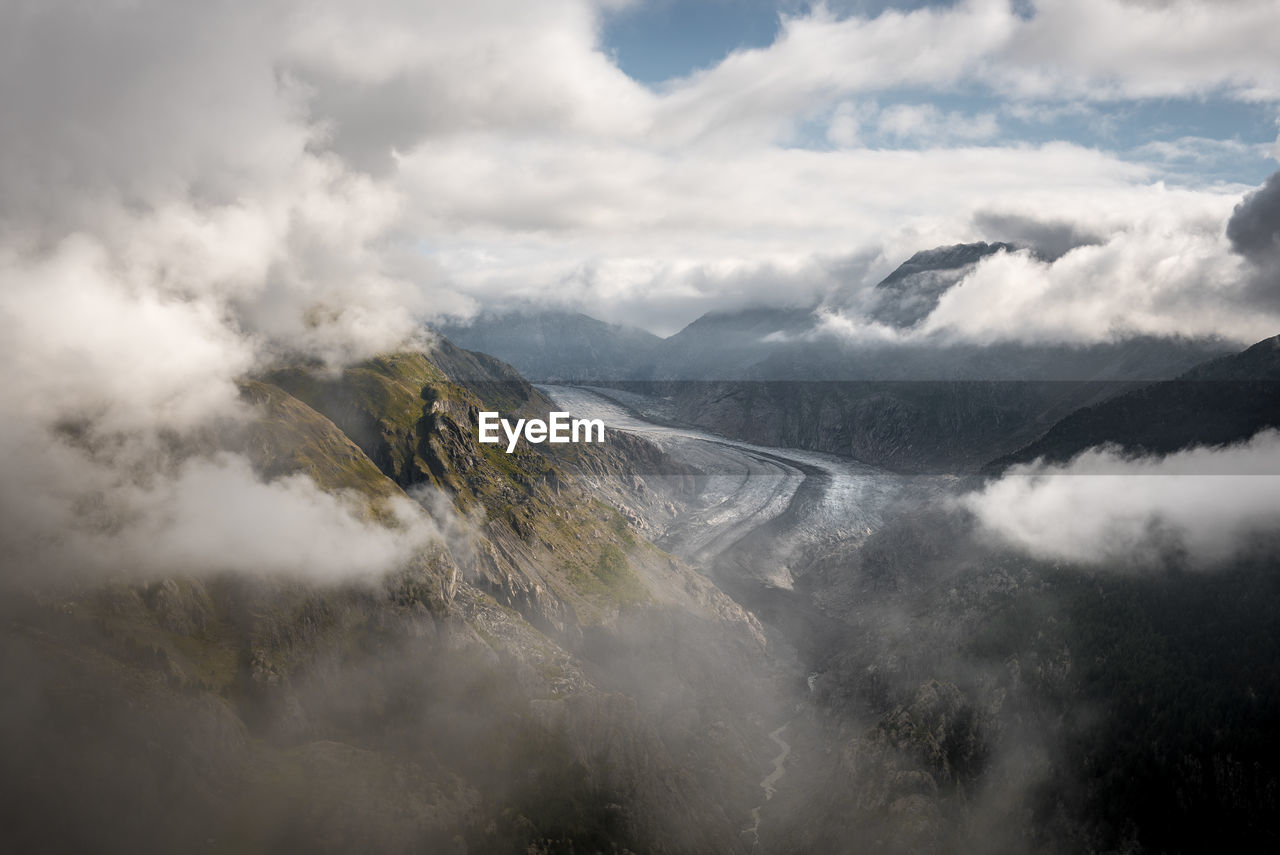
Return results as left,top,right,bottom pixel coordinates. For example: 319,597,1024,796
645,305,815,379
861,241,1017,328
432,242,1234,472
436,309,663,381
436,242,1230,383
626,335,1231,473
8,328,1280,854
988,333,1280,470
0,337,782,854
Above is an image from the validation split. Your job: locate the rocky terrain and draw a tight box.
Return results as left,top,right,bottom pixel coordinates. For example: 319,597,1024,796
989,333,1280,470
5,331,1279,854
0,339,786,854
538,336,1280,854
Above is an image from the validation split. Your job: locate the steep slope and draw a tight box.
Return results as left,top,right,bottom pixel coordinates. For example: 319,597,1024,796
989,333,1280,470
0,339,783,855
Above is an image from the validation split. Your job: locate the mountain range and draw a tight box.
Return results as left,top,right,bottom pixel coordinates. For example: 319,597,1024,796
439,242,1230,383
990,332,1280,470
441,242,1235,472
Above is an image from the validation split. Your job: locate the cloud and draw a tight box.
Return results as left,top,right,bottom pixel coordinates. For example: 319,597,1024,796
827,100,879,147
288,0,652,172
814,182,1280,347
876,104,1000,142
1227,169,1280,265
971,211,1102,261
98,457,441,582
649,0,1280,147
653,1,1015,143
0,409,437,586
3,0,1254,347
400,137,1178,331
826,101,1000,147
1135,136,1271,168
918,202,1266,344
1226,168,1280,310
996,0,1280,102
963,430,1280,568
0,0,476,588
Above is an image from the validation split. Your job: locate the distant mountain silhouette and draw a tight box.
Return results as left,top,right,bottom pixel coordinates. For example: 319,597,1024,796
987,334,1280,471
437,242,1229,383
437,309,662,381
865,241,1016,328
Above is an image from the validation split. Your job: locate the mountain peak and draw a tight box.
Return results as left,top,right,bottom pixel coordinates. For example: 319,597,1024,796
869,241,1017,328
878,241,1017,290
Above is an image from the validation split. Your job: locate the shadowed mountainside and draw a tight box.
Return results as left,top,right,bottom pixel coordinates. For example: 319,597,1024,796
988,333,1280,471
0,339,786,855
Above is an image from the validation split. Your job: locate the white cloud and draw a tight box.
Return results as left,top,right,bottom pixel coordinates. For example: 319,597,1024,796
654,1,1015,144
0,431,444,583
827,100,878,147
806,184,1280,347
963,430,1280,567
918,200,1271,344
115,456,440,581
647,0,1280,147
0,0,474,587
876,104,1000,142
1134,136,1271,166
999,0,1280,102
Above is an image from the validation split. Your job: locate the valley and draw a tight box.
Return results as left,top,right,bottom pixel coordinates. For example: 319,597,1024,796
540,384,913,579
3,334,1278,854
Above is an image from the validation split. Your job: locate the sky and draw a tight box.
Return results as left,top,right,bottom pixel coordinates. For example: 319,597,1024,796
355,0,1280,337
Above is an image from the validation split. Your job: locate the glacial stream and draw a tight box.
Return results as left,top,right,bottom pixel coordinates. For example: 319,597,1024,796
743,721,793,850
539,384,929,846
539,384,914,589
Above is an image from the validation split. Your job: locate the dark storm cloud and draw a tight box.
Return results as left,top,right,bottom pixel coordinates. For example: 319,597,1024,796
1227,169,1280,266
972,211,1103,261
1226,169,1280,311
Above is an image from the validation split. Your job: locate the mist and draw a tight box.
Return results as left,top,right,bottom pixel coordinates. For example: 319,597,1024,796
964,430,1280,567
